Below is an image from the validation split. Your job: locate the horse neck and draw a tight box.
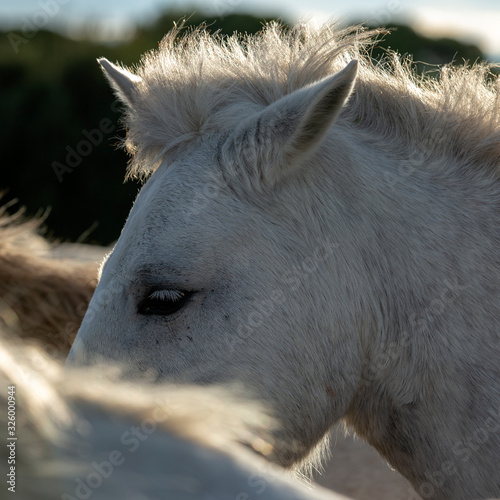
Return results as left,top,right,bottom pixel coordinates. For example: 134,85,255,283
333,132,500,499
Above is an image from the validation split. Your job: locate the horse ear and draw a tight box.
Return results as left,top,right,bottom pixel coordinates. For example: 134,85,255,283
98,57,141,106
227,60,358,188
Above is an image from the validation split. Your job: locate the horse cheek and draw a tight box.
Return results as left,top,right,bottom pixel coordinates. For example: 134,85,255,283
451,440,472,462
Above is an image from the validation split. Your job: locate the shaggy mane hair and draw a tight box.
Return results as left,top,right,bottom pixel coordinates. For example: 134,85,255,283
116,22,500,179
0,207,97,355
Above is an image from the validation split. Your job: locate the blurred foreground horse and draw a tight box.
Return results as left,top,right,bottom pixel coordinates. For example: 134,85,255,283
1,334,354,500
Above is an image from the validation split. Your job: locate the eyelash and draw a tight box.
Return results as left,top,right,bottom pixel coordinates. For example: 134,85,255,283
138,289,191,316
148,289,185,302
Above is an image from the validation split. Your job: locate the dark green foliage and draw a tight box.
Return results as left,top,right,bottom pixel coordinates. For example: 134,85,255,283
0,11,488,245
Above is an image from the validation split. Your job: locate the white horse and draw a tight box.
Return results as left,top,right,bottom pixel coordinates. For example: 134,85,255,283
68,23,500,499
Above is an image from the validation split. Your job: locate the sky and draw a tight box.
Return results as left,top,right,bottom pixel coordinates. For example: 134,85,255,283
2,0,500,60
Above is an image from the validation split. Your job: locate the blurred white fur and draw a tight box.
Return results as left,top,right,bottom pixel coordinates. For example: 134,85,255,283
0,335,357,500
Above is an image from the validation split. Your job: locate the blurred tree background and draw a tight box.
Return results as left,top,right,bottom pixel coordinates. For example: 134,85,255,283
0,9,489,245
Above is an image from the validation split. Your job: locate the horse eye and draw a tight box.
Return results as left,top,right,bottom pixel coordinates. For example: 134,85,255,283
138,289,190,316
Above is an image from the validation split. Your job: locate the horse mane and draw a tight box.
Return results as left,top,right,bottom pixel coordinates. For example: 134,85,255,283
117,22,500,180
0,206,97,355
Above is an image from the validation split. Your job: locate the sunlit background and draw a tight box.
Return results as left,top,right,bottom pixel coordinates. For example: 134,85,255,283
3,0,500,58
1,0,498,245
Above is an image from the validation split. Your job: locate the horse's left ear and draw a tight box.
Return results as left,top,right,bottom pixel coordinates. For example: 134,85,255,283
225,60,358,188
98,58,141,107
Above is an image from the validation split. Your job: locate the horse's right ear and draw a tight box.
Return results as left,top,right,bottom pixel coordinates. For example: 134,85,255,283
98,58,141,107
223,60,358,190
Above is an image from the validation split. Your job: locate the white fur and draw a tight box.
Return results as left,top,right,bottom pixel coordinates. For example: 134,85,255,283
69,23,500,499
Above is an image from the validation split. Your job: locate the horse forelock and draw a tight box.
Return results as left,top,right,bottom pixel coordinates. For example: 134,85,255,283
120,22,500,182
